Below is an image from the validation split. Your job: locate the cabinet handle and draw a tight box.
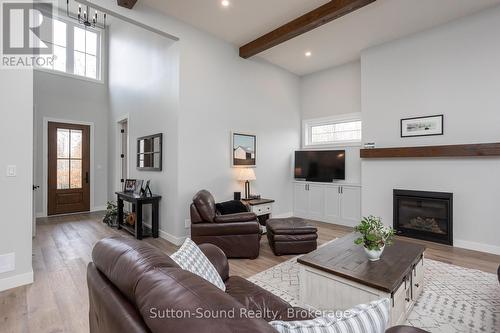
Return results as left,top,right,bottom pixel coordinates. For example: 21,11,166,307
414,283,420,288
405,297,410,302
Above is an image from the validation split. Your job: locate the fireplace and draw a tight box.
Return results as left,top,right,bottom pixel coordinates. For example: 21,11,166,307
393,189,453,245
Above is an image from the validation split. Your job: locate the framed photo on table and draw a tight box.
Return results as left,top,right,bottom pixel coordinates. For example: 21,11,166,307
401,115,444,138
124,179,137,193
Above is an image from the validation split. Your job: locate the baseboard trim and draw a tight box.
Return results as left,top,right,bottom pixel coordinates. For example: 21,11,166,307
0,270,33,292
159,230,186,246
273,212,294,218
92,205,106,212
454,239,500,255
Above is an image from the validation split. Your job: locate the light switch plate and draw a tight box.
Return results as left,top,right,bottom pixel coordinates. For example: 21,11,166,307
0,253,15,274
6,165,16,177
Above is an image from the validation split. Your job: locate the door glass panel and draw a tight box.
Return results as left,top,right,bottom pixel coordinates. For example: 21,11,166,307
71,130,82,158
57,129,70,158
57,159,70,189
70,160,82,189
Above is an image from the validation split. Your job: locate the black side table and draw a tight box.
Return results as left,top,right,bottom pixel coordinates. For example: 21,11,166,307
116,192,161,240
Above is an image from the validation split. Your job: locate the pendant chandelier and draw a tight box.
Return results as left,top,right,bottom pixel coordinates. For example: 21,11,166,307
66,0,106,29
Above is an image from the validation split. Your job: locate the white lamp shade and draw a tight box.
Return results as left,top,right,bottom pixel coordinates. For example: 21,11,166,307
237,168,256,181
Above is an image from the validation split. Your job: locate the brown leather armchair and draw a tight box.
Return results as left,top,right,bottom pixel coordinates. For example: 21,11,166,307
190,190,261,259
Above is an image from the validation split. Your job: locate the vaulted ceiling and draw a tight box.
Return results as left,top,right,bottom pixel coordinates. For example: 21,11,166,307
139,0,500,75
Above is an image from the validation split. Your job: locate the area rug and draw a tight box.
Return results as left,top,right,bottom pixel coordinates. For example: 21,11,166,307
249,248,500,333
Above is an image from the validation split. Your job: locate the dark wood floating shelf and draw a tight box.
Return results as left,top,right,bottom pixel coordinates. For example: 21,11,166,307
360,143,500,158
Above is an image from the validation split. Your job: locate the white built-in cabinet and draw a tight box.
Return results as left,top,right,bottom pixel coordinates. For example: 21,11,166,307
293,181,361,227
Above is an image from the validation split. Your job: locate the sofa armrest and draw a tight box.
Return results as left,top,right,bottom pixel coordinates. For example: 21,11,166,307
191,221,260,237
214,212,257,223
385,326,430,333
198,243,229,281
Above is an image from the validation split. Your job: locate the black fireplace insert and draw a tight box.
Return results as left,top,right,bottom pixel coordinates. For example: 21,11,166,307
393,189,453,245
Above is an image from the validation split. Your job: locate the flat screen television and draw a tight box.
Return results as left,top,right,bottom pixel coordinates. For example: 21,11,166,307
294,150,345,182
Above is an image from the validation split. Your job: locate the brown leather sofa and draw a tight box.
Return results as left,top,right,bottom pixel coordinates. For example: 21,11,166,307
88,236,427,333
190,189,261,259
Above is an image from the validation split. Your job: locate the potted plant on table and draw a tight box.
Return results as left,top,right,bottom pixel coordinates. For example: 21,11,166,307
354,216,395,261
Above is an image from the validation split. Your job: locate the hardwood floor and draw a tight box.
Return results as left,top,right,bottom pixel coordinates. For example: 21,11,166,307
1,212,499,333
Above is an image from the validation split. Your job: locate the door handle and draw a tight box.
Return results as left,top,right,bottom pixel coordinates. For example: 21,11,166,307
85,172,89,184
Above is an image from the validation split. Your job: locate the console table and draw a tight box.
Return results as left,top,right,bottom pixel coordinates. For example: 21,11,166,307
116,192,161,240
298,233,425,326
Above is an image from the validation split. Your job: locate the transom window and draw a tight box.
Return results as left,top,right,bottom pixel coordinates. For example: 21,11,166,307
304,113,362,147
37,14,103,81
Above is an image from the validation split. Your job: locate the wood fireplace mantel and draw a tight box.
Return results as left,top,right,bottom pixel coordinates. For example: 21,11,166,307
360,142,500,158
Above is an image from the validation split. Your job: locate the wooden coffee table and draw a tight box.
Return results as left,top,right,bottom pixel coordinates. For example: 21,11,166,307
298,233,425,326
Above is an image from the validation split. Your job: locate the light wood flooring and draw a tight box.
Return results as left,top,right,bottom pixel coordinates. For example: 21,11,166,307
1,212,499,333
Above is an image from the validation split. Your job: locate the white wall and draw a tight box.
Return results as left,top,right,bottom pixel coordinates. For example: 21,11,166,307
361,7,500,254
102,2,301,242
301,61,361,120
0,68,34,291
177,34,301,237
107,19,182,243
33,71,109,216
300,61,362,185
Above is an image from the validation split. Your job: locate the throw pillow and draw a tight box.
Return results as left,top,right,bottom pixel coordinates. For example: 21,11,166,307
171,238,226,291
216,200,248,215
269,298,390,333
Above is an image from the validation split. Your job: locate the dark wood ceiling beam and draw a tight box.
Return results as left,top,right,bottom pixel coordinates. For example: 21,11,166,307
117,0,138,9
239,0,375,59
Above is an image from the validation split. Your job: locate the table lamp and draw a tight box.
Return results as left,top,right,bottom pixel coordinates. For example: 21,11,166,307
237,168,256,200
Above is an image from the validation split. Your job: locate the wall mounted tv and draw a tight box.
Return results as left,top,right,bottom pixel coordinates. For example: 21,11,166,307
294,150,345,182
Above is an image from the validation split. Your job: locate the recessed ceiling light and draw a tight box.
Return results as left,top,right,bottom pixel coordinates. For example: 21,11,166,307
305,51,312,57
221,0,230,7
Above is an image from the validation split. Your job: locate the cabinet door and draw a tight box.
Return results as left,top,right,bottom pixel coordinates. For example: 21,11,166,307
308,184,325,220
293,183,309,218
340,186,361,227
324,185,341,223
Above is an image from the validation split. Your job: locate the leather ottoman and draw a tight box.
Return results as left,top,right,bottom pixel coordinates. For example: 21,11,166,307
266,217,318,256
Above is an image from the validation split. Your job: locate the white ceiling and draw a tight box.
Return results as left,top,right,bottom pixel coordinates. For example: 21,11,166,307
142,0,500,75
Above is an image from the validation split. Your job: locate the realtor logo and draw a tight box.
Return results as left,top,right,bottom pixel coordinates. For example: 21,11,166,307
2,1,53,55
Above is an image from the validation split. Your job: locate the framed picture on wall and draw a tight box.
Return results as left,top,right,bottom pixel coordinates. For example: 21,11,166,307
231,132,256,168
401,115,444,138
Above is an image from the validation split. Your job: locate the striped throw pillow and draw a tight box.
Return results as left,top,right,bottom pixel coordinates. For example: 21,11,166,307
269,298,390,333
171,238,226,291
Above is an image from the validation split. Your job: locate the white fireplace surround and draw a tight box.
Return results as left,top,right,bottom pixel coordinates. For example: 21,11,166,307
360,7,500,255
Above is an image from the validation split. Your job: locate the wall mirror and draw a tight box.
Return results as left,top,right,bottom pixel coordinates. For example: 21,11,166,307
137,133,162,171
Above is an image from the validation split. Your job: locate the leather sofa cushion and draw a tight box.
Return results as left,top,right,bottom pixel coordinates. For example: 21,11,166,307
191,221,260,236
225,276,293,322
92,236,179,304
267,218,318,235
135,267,278,333
192,190,217,222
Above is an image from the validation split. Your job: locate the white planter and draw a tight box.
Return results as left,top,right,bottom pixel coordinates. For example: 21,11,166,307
364,245,385,261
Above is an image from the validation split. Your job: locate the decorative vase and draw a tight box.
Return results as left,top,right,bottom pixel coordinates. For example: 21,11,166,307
364,245,385,261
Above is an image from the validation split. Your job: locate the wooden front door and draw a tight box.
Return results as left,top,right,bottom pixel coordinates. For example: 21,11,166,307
48,122,90,215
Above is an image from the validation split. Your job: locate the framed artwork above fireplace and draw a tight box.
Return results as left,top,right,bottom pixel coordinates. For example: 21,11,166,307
401,114,444,138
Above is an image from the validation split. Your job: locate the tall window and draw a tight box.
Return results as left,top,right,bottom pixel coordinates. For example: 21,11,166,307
36,15,103,81
74,27,98,79
304,113,362,147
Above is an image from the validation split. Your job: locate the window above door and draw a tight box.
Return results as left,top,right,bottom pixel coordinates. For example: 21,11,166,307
35,14,104,83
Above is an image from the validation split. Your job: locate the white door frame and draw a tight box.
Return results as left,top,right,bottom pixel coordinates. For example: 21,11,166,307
42,117,96,217
115,114,130,192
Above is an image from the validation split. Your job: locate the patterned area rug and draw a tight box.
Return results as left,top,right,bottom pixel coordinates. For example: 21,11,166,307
249,250,500,333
